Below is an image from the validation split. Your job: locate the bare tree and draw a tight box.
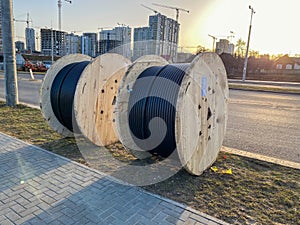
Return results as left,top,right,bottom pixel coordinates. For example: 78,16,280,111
196,45,209,55
235,38,246,57
249,50,260,58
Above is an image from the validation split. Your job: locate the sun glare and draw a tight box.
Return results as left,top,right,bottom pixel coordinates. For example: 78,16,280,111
181,0,300,55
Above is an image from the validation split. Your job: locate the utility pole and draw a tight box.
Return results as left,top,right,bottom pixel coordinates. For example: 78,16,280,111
242,5,256,82
51,27,54,64
1,0,19,106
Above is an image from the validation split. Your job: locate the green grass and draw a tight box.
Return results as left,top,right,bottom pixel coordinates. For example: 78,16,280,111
144,154,300,224
0,102,299,225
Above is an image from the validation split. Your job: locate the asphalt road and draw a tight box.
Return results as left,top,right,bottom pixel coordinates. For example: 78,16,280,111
0,74,41,107
224,90,300,163
0,75,300,163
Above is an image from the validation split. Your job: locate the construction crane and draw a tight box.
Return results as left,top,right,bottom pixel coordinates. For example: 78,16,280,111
97,27,113,31
70,30,81,34
58,0,72,31
152,3,189,22
228,31,235,43
208,31,235,52
208,34,218,52
177,46,198,53
213,33,235,43
117,23,129,27
14,12,32,28
141,4,161,14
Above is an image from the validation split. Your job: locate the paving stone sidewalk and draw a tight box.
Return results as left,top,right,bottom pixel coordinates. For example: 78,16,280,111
0,132,228,225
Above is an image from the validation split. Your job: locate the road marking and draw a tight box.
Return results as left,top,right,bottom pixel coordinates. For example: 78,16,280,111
222,146,300,170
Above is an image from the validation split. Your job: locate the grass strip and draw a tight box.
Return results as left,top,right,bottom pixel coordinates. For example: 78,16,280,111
0,102,299,225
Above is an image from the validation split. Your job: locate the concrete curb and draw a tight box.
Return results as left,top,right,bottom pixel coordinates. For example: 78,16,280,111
0,97,40,109
221,146,300,170
0,69,46,75
229,83,300,94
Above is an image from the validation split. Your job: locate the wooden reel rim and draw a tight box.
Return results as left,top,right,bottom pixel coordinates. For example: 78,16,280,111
40,54,92,136
175,52,229,175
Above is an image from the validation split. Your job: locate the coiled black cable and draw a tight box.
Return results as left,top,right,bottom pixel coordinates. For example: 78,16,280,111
128,64,190,157
50,61,90,132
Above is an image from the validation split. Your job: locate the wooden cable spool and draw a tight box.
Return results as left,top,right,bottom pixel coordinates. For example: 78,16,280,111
74,53,131,146
115,52,229,175
115,55,169,159
40,54,92,137
40,53,131,146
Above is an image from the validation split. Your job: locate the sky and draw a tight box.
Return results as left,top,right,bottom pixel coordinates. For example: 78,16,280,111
12,0,300,55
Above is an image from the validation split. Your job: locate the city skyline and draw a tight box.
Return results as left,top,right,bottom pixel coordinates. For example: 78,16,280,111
12,0,300,55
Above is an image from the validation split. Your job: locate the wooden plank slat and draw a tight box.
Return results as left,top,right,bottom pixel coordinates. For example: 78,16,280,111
74,53,131,146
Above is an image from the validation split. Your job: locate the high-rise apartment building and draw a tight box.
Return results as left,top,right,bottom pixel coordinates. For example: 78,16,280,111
133,27,150,60
82,33,97,57
113,26,132,59
163,18,179,60
25,27,35,53
99,26,132,59
65,33,80,55
148,13,166,55
15,41,25,52
133,13,179,61
0,8,3,53
81,35,92,56
41,28,66,56
99,30,120,55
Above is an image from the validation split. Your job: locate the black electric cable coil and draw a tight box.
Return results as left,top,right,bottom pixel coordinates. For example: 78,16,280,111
50,61,90,132
128,64,190,157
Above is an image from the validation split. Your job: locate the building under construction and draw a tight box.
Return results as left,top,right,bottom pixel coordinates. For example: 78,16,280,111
25,28,35,53
82,33,98,57
98,26,132,59
0,8,3,53
40,28,66,56
133,13,179,61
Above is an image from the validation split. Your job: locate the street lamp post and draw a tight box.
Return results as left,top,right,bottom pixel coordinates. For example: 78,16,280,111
51,28,54,64
242,5,256,82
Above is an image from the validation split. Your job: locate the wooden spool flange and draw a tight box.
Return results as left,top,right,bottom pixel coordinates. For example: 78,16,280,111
74,53,132,146
40,54,92,136
115,53,228,175
175,52,228,175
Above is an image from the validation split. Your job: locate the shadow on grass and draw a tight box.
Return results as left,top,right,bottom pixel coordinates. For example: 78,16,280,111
38,137,90,165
